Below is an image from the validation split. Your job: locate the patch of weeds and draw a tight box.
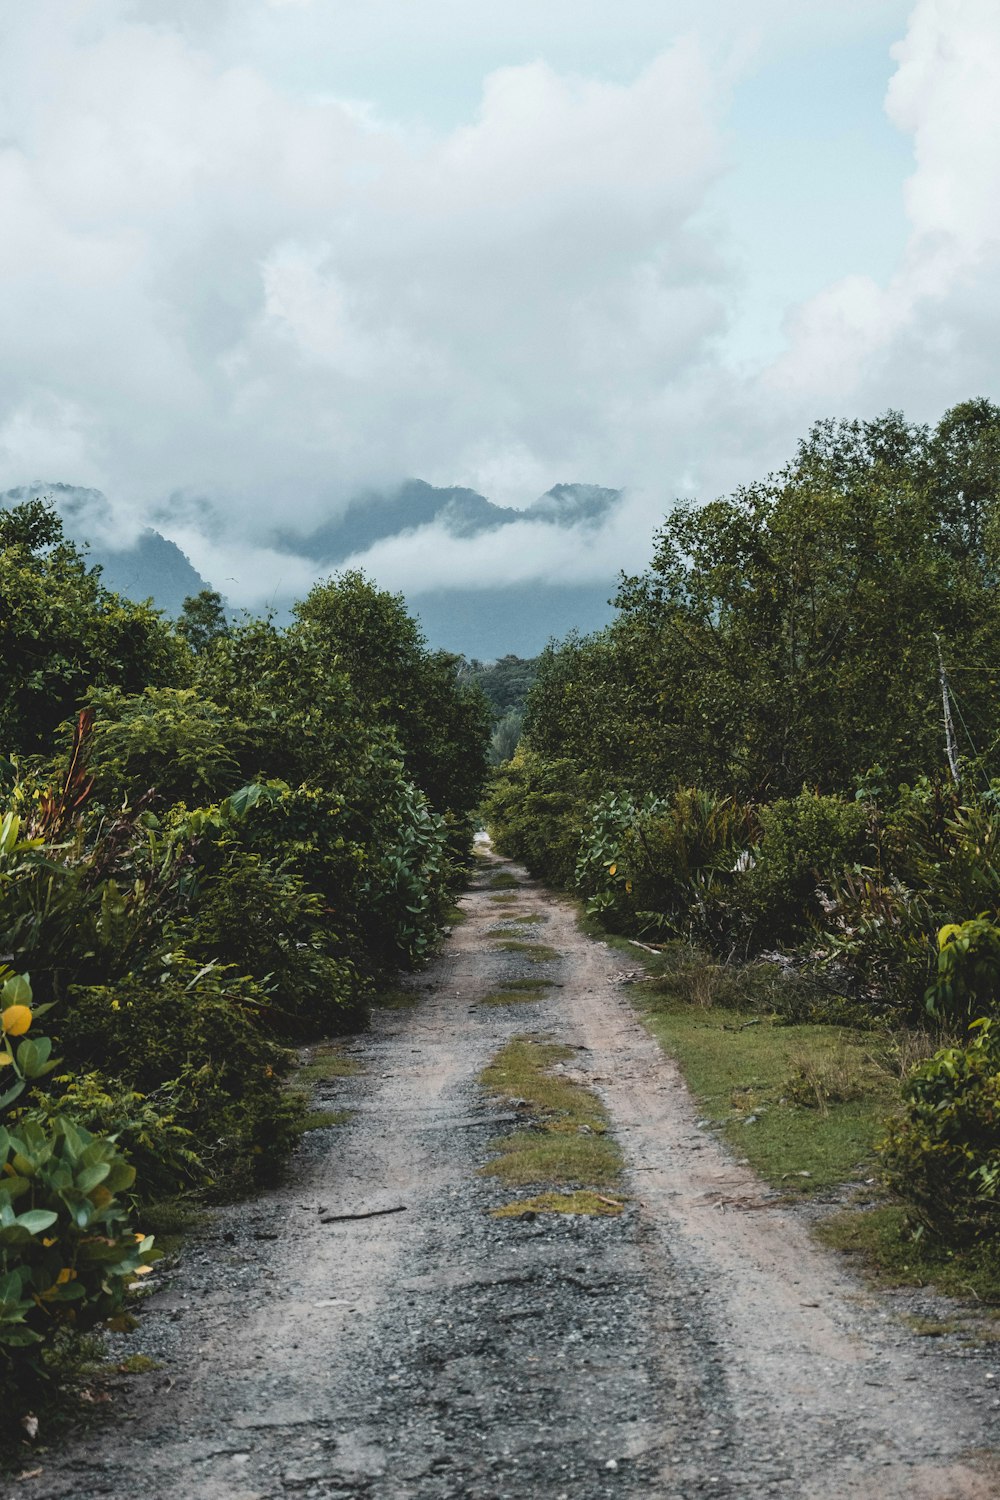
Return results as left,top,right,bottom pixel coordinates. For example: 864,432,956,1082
444,902,467,925
489,893,520,905
488,871,520,890
479,988,548,1007
816,1204,1000,1302
138,1197,208,1257
376,985,419,1010
117,1354,163,1374
295,1045,362,1084
510,912,546,924
299,1107,353,1131
902,1316,957,1337
483,1131,621,1186
491,1190,625,1218
479,1035,623,1191
492,939,560,962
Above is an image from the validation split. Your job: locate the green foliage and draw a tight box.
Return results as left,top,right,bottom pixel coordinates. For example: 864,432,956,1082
294,571,491,818
80,686,246,807
879,1020,1000,1242
26,1073,203,1201
574,788,756,947
178,843,365,1036
928,919,1000,1023
526,404,1000,800
0,502,186,757
741,791,870,946
463,654,539,724
0,970,58,1115
0,1116,159,1354
485,750,597,886
177,589,229,655
58,955,301,1197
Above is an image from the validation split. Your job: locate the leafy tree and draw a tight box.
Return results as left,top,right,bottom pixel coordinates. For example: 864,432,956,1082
178,589,229,654
0,501,186,756
294,571,491,817
525,403,1000,800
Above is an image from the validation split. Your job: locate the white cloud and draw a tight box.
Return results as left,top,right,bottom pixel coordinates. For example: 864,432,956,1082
763,0,1000,419
1,0,998,611
0,2,730,598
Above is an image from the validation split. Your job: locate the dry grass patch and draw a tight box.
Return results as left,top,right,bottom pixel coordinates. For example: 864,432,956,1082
479,1035,623,1194
492,939,560,962
479,987,549,1007
491,1190,625,1218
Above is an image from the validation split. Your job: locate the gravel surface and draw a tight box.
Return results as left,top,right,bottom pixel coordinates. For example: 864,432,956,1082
15,851,1000,1499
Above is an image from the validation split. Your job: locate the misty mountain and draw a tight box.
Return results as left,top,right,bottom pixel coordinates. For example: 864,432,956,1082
1,479,622,656
88,530,209,619
1,483,211,619
272,479,621,565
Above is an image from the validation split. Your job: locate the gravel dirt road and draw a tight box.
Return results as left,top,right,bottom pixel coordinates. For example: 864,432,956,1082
18,851,1000,1499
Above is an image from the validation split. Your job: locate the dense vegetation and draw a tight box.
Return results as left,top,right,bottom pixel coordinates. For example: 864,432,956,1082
463,654,538,764
0,503,489,1417
487,400,1000,1269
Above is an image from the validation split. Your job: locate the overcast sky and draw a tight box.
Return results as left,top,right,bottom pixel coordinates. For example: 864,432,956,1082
1,0,998,603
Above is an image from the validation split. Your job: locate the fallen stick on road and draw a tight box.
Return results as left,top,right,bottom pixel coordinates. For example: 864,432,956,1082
320,1205,408,1223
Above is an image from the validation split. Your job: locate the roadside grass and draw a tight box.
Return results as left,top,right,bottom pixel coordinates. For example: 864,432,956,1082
479,1036,623,1202
295,1044,362,1084
298,1107,354,1132
638,994,895,1193
491,939,560,962
375,984,419,1010
289,1043,362,1136
816,1205,1000,1305
609,935,1000,1302
139,1197,209,1258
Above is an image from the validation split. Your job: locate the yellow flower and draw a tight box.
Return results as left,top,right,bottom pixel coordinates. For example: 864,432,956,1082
1,1005,32,1036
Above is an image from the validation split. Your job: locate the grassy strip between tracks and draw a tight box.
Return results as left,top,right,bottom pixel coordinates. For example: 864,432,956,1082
604,928,1000,1305
479,1035,625,1217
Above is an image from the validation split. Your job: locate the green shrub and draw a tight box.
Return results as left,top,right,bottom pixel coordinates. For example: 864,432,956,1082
879,1019,1000,1242
26,1073,204,1201
741,791,870,946
485,751,596,886
70,686,248,810
928,917,1000,1023
179,843,366,1036
818,868,935,1020
0,1116,159,1353
574,787,756,948
58,956,302,1198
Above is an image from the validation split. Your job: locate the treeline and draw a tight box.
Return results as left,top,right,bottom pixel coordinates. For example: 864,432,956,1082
462,653,538,765
487,400,1000,1256
0,500,489,1401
